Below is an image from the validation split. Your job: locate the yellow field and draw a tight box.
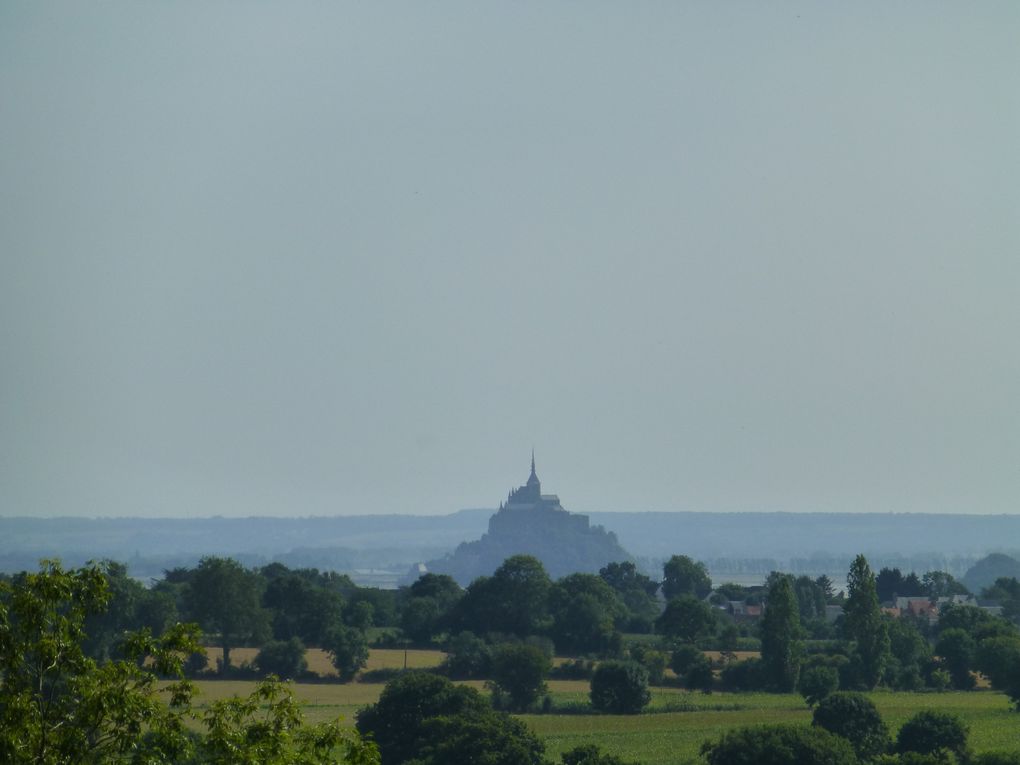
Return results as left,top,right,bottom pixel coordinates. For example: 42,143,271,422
202,646,446,678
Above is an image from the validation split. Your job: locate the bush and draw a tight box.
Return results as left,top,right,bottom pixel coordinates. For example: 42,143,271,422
813,692,890,762
254,637,307,679
701,724,858,765
590,660,651,715
799,665,839,707
720,658,764,691
670,644,705,676
896,710,969,761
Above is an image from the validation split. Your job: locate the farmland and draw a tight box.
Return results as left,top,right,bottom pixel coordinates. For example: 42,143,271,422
182,649,1020,765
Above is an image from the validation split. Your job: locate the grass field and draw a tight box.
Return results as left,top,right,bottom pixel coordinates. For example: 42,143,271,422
180,648,1020,765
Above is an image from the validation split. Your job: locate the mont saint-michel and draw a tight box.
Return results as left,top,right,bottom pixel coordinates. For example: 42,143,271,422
420,455,632,585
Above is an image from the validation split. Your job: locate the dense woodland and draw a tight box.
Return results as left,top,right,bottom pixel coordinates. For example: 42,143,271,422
3,553,1020,764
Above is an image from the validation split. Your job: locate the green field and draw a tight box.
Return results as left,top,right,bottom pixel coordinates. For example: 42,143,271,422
183,670,1020,765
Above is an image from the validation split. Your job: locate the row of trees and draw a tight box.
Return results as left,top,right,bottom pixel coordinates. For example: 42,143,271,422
746,555,1020,709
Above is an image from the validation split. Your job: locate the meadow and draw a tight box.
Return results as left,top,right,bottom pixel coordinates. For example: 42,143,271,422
182,649,1020,765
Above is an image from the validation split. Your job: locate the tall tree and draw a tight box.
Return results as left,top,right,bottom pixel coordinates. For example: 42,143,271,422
452,556,551,637
842,555,891,689
662,555,712,600
759,576,802,692
185,556,271,673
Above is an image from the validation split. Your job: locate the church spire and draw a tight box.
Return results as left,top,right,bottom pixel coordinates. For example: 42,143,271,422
530,449,537,480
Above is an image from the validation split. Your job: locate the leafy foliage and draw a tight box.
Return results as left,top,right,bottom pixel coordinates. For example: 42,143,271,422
759,575,802,692
0,561,376,765
655,596,716,643
325,623,370,682
356,672,544,765
489,643,551,712
185,556,271,673
813,692,890,762
590,660,651,714
661,555,712,600
896,710,969,761
199,679,378,765
254,637,308,679
549,573,626,655
560,744,641,765
701,724,858,765
799,664,840,707
843,555,891,689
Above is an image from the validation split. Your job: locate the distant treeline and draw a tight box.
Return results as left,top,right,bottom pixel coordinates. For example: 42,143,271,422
3,511,1019,586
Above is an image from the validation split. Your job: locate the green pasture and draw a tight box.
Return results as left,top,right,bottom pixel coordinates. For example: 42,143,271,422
530,686,1019,765
181,670,1020,765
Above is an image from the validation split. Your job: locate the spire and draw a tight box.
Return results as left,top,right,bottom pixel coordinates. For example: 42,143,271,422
526,449,540,494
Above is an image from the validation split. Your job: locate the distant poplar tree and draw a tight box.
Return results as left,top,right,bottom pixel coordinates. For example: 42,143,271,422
842,555,891,689
759,575,802,692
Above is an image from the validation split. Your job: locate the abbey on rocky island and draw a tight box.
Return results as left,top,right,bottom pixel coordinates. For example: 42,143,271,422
423,455,632,585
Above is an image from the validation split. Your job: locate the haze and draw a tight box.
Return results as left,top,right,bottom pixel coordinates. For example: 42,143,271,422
1,3,1018,518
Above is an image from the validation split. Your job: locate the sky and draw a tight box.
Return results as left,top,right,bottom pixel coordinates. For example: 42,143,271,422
1,3,1018,518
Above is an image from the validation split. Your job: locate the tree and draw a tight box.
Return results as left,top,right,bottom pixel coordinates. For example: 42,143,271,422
185,556,271,673
356,672,543,765
655,595,716,643
935,628,976,690
793,575,828,622
974,635,1020,690
561,744,641,765
408,572,463,608
886,616,932,690
262,570,345,645
81,560,148,660
812,692,890,762
671,644,713,691
326,624,369,682
599,561,660,632
1,561,378,765
843,555,891,689
896,710,969,761
876,567,905,603
662,555,712,600
590,660,651,714
489,643,551,712
452,556,552,638
199,678,379,765
549,573,626,655
759,576,802,692
400,597,442,644
922,570,969,599
441,630,492,679
0,561,201,765
255,637,308,679
798,665,839,707
400,711,546,765
701,724,858,765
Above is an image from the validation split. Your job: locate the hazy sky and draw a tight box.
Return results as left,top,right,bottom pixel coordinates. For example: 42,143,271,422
2,3,1018,518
